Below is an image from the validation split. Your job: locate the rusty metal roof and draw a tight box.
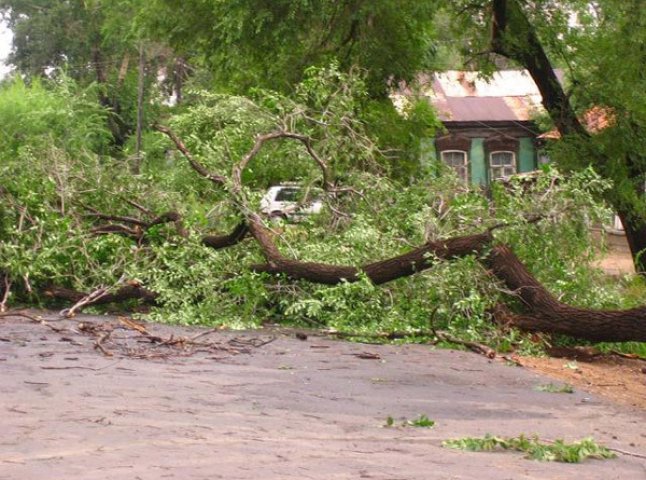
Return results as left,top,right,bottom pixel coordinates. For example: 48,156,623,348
393,70,564,123
538,105,615,139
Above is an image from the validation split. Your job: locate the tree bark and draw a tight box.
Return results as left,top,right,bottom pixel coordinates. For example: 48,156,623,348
251,232,493,285
488,245,646,342
491,0,587,137
44,285,158,306
202,222,249,249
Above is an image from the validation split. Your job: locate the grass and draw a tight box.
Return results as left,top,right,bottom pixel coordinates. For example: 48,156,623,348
596,341,646,358
442,434,616,463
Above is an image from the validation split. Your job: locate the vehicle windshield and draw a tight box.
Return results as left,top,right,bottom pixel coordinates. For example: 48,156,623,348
275,188,302,202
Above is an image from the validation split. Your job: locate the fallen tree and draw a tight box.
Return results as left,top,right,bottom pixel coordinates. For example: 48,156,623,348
2,67,644,346
32,120,644,344
487,246,646,342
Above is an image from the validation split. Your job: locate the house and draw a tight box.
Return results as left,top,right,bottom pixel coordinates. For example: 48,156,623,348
398,71,632,251
395,70,560,185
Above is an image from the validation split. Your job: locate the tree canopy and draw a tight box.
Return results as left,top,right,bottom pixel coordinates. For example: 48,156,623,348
137,0,439,96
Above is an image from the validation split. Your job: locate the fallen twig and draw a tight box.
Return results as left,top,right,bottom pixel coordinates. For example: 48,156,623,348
94,331,114,357
605,446,646,460
0,310,70,333
190,327,224,342
60,285,113,318
434,331,497,359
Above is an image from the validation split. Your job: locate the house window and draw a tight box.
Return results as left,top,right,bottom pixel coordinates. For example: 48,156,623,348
441,150,469,182
489,151,516,180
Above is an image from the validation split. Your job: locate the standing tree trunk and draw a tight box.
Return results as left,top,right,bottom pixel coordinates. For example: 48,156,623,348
491,0,646,275
134,44,146,175
174,57,187,105
91,43,129,146
491,0,586,136
617,210,646,274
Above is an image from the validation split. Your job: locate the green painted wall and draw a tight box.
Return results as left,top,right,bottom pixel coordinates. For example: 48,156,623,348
518,137,536,173
420,138,436,167
470,138,487,186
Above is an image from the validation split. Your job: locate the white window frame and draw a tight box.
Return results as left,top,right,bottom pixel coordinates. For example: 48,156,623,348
489,150,516,180
441,150,469,182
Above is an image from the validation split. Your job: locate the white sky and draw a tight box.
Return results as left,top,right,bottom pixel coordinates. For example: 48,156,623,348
0,20,13,78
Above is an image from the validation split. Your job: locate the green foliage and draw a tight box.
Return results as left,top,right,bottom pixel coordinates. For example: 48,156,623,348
138,0,439,96
442,434,616,463
0,77,120,300
362,97,443,179
0,0,101,80
384,414,435,428
535,383,575,394
0,65,641,357
548,0,646,225
0,76,111,155
405,415,436,428
491,166,617,309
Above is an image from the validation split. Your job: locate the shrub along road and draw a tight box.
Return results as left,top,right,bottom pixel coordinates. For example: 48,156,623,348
1,312,644,479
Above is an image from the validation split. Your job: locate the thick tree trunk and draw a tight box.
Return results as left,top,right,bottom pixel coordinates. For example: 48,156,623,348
491,0,586,137
488,245,646,342
252,232,493,285
44,285,158,306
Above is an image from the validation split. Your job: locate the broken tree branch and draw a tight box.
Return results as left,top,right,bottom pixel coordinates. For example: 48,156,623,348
250,231,493,285
434,330,497,359
44,284,158,307
86,206,188,241
60,284,114,318
202,221,249,249
154,124,227,185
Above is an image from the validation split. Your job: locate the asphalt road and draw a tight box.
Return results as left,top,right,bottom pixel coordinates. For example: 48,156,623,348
1,312,644,479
